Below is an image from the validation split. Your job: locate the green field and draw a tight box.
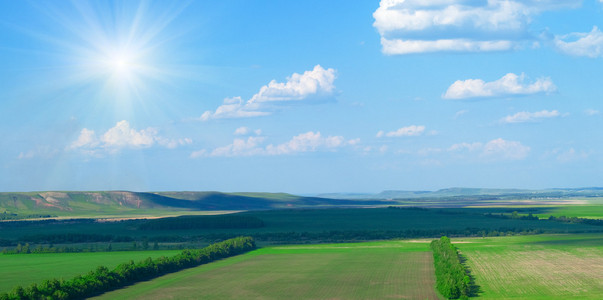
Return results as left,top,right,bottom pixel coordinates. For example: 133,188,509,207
0,250,180,293
93,240,441,300
454,234,603,299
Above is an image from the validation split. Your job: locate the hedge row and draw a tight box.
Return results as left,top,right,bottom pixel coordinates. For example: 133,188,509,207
430,236,470,299
0,236,255,300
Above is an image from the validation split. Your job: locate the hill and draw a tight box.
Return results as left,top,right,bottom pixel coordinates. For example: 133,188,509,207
0,191,384,218
318,187,603,200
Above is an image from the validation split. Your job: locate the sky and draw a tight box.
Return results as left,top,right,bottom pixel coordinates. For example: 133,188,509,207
1,0,602,194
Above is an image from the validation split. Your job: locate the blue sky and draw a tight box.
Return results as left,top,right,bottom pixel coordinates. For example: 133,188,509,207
1,0,602,193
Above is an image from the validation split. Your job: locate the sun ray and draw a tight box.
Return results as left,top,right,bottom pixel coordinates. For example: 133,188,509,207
12,0,195,120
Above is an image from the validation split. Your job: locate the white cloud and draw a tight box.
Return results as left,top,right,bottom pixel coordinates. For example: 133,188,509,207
210,136,267,157
585,108,600,116
17,151,35,160
17,146,59,160
373,0,579,55
265,132,344,155
70,128,99,149
191,131,353,157
443,73,556,99
381,38,514,55
542,147,591,163
449,138,529,160
483,138,530,160
100,121,156,148
347,138,361,146
554,26,603,58
69,120,191,153
454,110,468,119
448,142,483,152
377,125,425,138
201,65,336,120
234,127,250,135
555,148,589,162
501,110,560,123
233,127,262,136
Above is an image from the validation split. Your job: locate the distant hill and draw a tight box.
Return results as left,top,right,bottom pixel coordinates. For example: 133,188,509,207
2,188,602,218
318,187,603,200
0,191,385,217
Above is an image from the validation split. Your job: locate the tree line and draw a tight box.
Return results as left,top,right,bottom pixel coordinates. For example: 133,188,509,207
547,215,603,226
138,215,265,230
0,236,255,300
431,236,471,299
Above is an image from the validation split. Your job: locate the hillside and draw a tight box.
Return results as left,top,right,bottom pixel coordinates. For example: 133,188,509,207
318,187,603,200
0,191,384,218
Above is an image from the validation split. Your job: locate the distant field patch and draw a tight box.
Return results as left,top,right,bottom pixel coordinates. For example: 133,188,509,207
455,234,603,299
0,250,180,293
94,240,441,300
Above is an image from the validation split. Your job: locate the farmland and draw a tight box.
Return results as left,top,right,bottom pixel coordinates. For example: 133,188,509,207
455,234,603,299
0,250,180,293
93,240,441,300
0,190,602,299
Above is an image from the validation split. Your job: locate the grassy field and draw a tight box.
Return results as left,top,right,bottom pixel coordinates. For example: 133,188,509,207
0,250,180,293
463,198,603,219
454,234,603,299
93,240,442,300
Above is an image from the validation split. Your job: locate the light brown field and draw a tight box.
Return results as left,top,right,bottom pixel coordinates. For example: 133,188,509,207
456,235,603,299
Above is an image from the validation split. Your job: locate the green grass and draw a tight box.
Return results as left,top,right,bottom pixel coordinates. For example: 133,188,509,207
93,240,442,300
537,205,603,219
0,250,180,293
453,234,603,299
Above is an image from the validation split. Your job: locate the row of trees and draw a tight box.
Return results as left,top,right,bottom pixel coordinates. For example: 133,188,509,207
547,215,603,226
484,212,603,226
0,236,255,300
484,212,540,220
0,213,56,221
431,236,471,299
1,241,164,254
21,233,133,244
138,215,265,230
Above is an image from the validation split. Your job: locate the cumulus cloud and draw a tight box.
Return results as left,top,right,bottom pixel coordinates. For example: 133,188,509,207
201,65,336,120
449,138,530,160
377,125,425,138
554,26,603,58
373,0,579,55
69,121,191,153
191,131,354,158
234,127,250,135
443,73,556,99
501,110,560,123
234,127,262,136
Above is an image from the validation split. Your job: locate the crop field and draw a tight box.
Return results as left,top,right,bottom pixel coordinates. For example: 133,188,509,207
0,250,180,293
93,240,442,300
454,234,603,299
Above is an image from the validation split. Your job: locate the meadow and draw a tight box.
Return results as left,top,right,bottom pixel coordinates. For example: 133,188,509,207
92,240,441,300
0,250,180,293
454,234,603,299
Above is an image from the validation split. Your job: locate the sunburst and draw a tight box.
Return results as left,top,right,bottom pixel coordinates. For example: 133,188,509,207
26,0,190,115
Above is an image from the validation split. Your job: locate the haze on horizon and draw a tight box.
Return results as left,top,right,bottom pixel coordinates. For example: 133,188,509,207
1,0,602,194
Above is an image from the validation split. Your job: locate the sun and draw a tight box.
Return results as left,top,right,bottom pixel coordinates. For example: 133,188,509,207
28,0,192,110
104,51,136,77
